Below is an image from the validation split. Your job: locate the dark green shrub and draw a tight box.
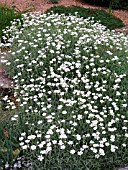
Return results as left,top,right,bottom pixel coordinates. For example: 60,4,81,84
49,0,59,4
46,6,124,29
0,3,23,42
83,0,128,10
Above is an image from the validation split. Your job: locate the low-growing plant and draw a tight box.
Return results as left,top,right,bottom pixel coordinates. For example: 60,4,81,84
0,3,24,42
0,104,32,169
0,113,20,169
49,0,59,4
83,0,128,10
0,12,128,169
46,6,124,30
0,3,35,43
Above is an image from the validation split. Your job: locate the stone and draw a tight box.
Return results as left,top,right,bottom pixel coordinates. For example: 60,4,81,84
0,50,12,89
0,73,12,89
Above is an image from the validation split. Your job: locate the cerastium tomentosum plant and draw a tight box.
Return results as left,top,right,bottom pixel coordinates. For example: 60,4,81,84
0,12,128,169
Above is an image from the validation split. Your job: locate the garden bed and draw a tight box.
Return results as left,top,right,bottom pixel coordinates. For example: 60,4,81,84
0,11,128,169
0,1,128,170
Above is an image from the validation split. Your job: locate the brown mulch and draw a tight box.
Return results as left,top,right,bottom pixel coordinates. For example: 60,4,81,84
0,0,128,89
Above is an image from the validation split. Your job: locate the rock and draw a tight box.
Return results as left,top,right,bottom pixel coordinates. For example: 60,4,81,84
0,50,12,89
0,72,12,89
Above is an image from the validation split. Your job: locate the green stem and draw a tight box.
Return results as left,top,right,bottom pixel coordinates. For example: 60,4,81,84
108,0,112,15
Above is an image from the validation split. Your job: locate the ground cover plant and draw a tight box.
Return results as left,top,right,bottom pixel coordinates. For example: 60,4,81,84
0,3,25,42
84,0,128,10
0,2,35,43
49,0,59,4
46,6,124,30
0,12,128,169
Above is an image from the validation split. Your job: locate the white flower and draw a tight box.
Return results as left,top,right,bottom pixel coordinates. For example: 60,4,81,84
11,117,17,121
40,150,46,154
28,135,36,140
38,141,46,148
38,120,43,124
45,135,50,139
76,134,81,140
62,110,67,115
106,51,113,55
125,134,128,138
37,134,42,138
122,104,127,107
25,140,30,144
70,149,75,154
95,154,100,159
99,148,105,156
122,144,126,147
105,142,110,146
60,145,66,150
46,146,52,152
83,145,88,149
57,105,63,109
59,133,67,139
19,142,24,146
22,145,28,150
92,148,97,153
38,155,44,161
19,137,24,141
67,141,73,145
111,145,117,152
52,140,57,144
58,140,63,146
77,114,82,120
77,151,83,155
31,145,36,150
110,135,115,142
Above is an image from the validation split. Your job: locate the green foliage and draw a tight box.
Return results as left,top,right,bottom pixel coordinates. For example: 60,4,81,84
46,6,124,30
0,3,24,42
2,12,128,169
49,0,59,4
32,147,128,170
83,0,128,10
0,113,20,168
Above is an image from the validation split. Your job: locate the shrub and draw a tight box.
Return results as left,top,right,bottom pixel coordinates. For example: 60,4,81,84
46,6,124,30
0,3,24,42
49,0,59,4
83,0,128,10
1,12,128,169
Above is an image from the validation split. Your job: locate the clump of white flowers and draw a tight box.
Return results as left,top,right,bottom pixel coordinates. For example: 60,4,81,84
2,12,128,160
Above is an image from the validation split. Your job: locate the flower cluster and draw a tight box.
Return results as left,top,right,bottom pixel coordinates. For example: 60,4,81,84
4,156,32,169
2,12,128,160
